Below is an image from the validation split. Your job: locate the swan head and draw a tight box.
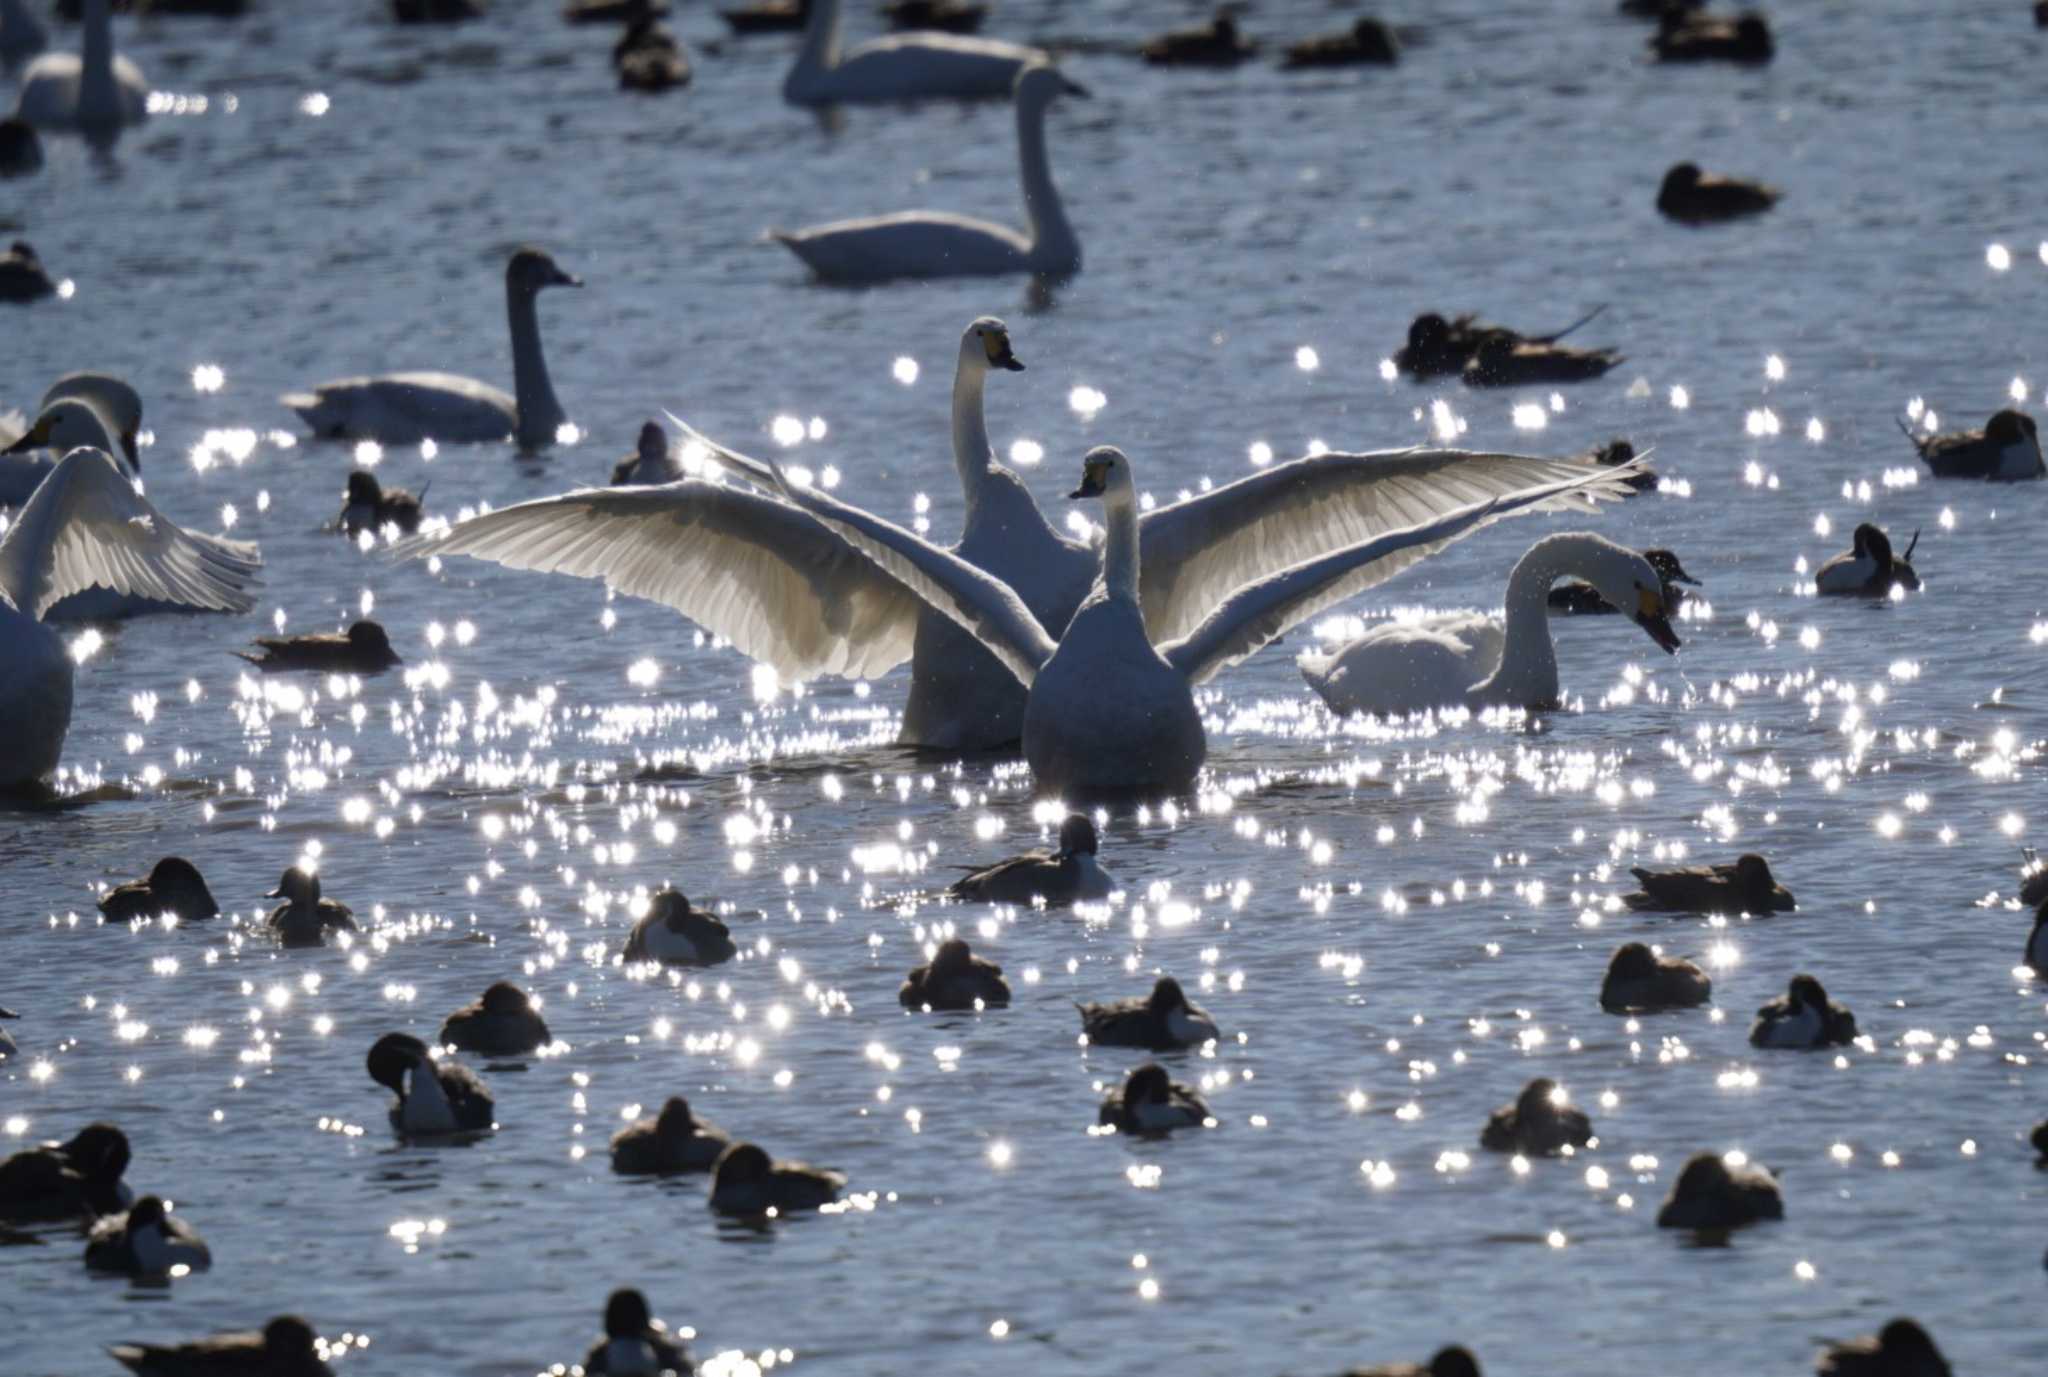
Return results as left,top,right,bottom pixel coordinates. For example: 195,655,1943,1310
366,1032,432,1093
1055,813,1098,859
963,317,1024,373
1574,537,1681,653
1068,445,1133,503
41,373,143,466
1986,409,2036,445
2,398,123,461
507,246,582,295
604,1288,656,1339
266,865,319,905
1014,61,1088,106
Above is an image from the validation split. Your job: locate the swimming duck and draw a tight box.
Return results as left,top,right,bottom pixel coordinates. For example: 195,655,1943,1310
2025,902,2047,973
1814,523,1919,597
1815,1318,1951,1377
1897,408,2043,481
708,1141,845,1214
366,1032,495,1136
1623,853,1793,914
1657,162,1780,223
1461,334,1623,388
1478,1077,1593,1156
881,0,984,33
0,240,54,302
1338,1345,1483,1377
265,867,358,948
14,0,148,133
1140,11,1256,66
1550,548,1697,615
439,981,551,1057
721,0,805,34
623,888,738,967
900,937,1011,1010
1,448,261,790
339,471,425,537
1078,976,1218,1050
1750,973,1858,1049
283,247,580,451
0,0,48,64
783,0,1044,103
98,857,221,926
612,421,683,485
615,15,690,91
564,0,664,19
1098,1062,1211,1135
1599,942,1711,1013
1298,532,1680,719
236,620,402,674
85,1195,212,1275
1619,0,1701,16
1651,10,1773,63
110,1315,332,1377
610,1096,731,1174
1390,307,1607,380
582,1288,692,1374
1282,16,1398,68
948,814,1113,904
1583,439,1656,494
0,1121,131,1220
0,116,41,176
1656,1151,1783,1230
392,0,485,21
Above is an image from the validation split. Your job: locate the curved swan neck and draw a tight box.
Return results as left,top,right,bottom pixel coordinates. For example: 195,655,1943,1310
1100,489,1139,603
1017,91,1077,271
507,280,565,448
80,0,118,126
793,0,843,82
951,352,993,509
1474,533,1609,706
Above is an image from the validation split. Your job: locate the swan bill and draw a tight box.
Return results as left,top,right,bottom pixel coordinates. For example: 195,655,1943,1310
982,328,1025,372
1069,452,1115,498
1636,609,1682,653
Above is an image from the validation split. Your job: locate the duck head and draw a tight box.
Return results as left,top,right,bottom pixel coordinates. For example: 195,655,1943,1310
267,866,319,906
262,1317,319,1360
636,420,667,465
1123,1062,1172,1106
126,1194,167,1230
1852,523,1895,569
62,1122,131,1181
1406,313,1452,352
604,1288,656,1339
1055,813,1098,860
964,317,1024,373
655,1097,697,1142
1146,975,1190,1015
1875,1319,1942,1362
1515,1077,1565,1120
1608,942,1659,980
1672,1151,1731,1196
507,246,581,295
930,937,975,976
366,1032,432,1094
345,470,384,505
1429,1348,1482,1377
1661,162,1703,196
1644,549,1700,587
480,982,530,1016
346,620,398,662
148,857,219,916
712,1141,773,1187
1786,973,1829,1011
1733,853,1778,898
651,887,694,927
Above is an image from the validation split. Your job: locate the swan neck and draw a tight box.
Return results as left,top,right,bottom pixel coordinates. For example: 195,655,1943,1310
507,282,564,447
1016,94,1076,270
1476,537,1585,706
80,0,118,122
794,0,842,79
952,358,992,508
1102,495,1140,603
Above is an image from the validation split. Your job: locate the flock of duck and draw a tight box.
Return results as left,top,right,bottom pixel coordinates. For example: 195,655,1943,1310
4,1,2046,1375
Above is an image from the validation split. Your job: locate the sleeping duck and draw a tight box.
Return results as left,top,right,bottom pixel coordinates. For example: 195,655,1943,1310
439,981,550,1057
581,1288,692,1375
1814,1318,1952,1377
1478,1077,1593,1156
98,857,220,926
1098,1062,1211,1135
110,1315,332,1377
1749,973,1858,1049
948,813,1113,904
707,1141,844,1214
366,1032,495,1136
1461,333,1622,388
611,1095,731,1175
85,1195,212,1275
237,620,402,674
0,1121,132,1220
1656,162,1780,223
622,888,738,967
1077,976,1218,1050
1814,524,1918,598
1624,853,1794,914
899,937,1010,1010
1655,1151,1783,1230
1281,16,1398,69
1336,1346,1483,1377
1600,942,1711,1013
1651,10,1772,63
1140,10,1256,66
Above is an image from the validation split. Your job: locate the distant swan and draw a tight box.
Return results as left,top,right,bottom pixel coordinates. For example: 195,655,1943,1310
1298,532,1680,719
14,0,148,134
783,0,1045,103
773,62,1084,283
282,247,581,451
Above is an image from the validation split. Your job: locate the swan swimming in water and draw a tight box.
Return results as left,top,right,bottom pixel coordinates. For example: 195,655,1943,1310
1298,532,1680,719
14,0,148,134
282,247,580,451
782,0,1045,104
773,63,1084,283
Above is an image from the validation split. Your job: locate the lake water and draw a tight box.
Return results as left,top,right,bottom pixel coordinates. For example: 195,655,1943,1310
3,0,2045,1372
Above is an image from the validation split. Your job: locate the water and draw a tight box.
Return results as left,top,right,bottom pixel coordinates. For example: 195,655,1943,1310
4,0,2046,1371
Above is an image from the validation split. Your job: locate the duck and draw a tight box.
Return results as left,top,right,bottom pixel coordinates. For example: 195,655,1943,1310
265,867,358,948
1551,548,1696,615
1619,0,1701,16
283,246,581,451
610,1096,731,1174
773,63,1085,282
439,981,551,1057
1078,975,1217,1050
0,1002,13,1058
721,0,805,35
2024,850,2048,907
1651,10,1773,63
1478,1077,1593,1156
1338,1345,1483,1377
708,1141,845,1214
948,813,1113,904
1814,524,1919,597
14,0,148,133
0,115,41,176
899,937,1011,1009
1815,1318,1952,1377
1390,306,1608,380
1897,408,2043,481
1657,162,1780,223
0,1121,131,1220
1623,853,1794,914
236,620,402,674
783,0,1044,103
615,15,690,91
1,448,261,790
110,1315,332,1377
0,240,54,303
2025,901,2048,974
338,470,425,537
1098,1062,1211,1134
1461,333,1623,388
0,0,49,64
2032,1118,2047,1162
1750,973,1858,1049
392,0,485,21
564,0,663,19
622,888,738,967
1299,532,1681,719
1581,437,1657,493
1599,942,1711,1013
1282,16,1399,68
1140,11,1255,67
85,1195,212,1275
582,1288,692,1375
881,0,984,34
57,0,247,13
366,1032,495,1136
611,420,684,485
98,857,221,926
1656,1151,1783,1230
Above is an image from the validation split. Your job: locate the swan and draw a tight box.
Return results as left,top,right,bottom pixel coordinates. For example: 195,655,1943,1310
773,62,1084,282
783,0,1045,104
1298,532,1680,719
14,0,148,134
282,246,580,451
1,447,261,790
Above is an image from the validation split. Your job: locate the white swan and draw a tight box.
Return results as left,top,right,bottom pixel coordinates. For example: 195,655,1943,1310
1,448,261,789
783,0,1046,104
1297,532,1680,718
2,395,134,506
766,445,1632,796
14,0,148,133
281,246,580,451
774,63,1083,282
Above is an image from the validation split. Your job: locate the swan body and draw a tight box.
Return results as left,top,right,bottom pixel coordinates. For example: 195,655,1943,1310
783,0,1044,104
109,1316,332,1377
1900,408,2042,481
582,1290,691,1375
774,63,1083,282
15,0,147,133
1299,532,1681,719
283,247,579,450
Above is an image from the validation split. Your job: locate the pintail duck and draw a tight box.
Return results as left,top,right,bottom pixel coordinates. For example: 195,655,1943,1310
1462,333,1623,388
948,813,1113,905
1077,976,1218,1050
611,1095,731,1175
900,937,1011,1010
1479,1078,1593,1156
1814,523,1919,597
1391,306,1606,380
1898,408,2042,481
1624,853,1794,914
110,1315,331,1377
237,620,401,674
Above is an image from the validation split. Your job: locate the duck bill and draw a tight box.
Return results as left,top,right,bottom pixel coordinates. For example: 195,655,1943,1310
1636,611,1682,654
264,885,287,899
